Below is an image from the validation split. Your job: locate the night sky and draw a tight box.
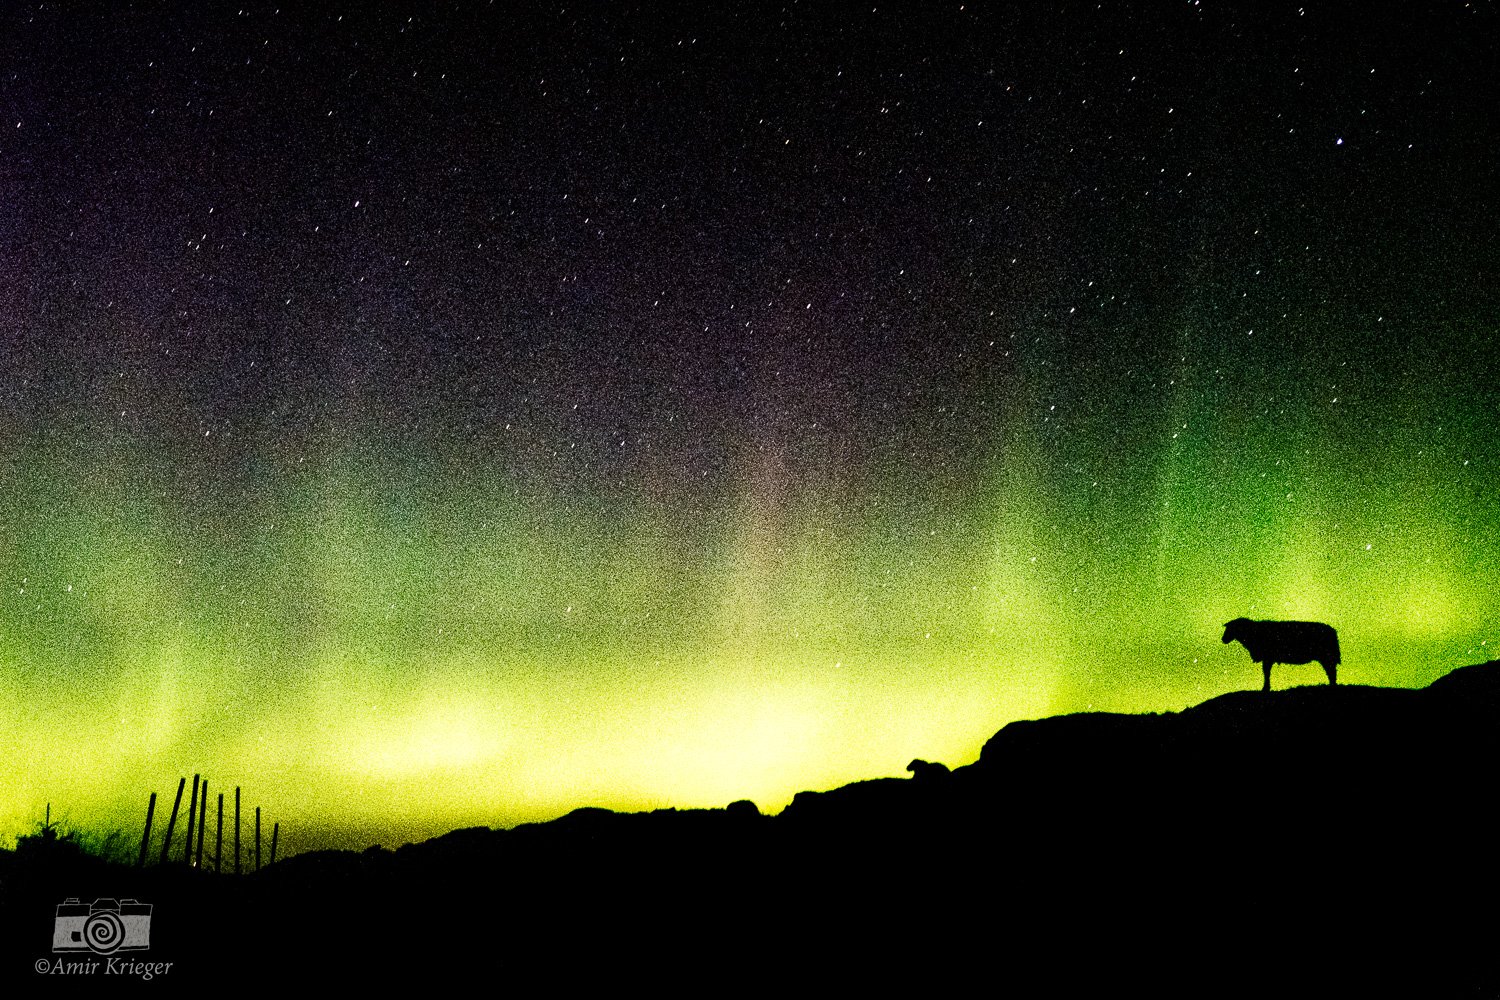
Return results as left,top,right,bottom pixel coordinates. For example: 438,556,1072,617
3,3,1496,853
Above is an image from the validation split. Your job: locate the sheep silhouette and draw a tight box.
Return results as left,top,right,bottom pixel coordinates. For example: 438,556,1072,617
1222,617,1341,692
906,759,950,782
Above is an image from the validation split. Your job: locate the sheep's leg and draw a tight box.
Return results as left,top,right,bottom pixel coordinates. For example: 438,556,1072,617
1324,661,1337,686
1262,661,1273,692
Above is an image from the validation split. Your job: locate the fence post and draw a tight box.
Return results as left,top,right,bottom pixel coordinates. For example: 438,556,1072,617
183,775,200,865
234,787,241,875
137,792,157,868
215,793,224,874
159,777,186,865
270,822,279,866
255,806,262,872
195,780,208,868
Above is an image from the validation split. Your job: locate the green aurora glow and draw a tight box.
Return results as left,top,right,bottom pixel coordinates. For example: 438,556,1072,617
2,3,1496,855
3,327,1494,851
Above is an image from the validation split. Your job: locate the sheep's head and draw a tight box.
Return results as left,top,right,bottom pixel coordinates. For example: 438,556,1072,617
1222,617,1251,644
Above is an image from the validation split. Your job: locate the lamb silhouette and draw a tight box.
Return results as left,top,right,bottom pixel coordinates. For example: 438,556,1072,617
906,759,950,782
1222,617,1341,692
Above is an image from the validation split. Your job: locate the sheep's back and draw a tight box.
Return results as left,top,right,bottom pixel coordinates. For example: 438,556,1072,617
1244,619,1339,664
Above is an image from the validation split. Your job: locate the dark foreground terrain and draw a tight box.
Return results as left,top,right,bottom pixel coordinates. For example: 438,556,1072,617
4,663,1497,991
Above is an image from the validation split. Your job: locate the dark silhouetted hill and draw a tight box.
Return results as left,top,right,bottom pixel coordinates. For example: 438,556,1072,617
4,663,1496,991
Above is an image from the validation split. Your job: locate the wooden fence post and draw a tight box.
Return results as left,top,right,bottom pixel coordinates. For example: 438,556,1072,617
183,775,199,865
137,792,157,868
195,780,208,868
215,793,224,873
234,787,241,875
270,822,279,866
255,806,262,872
159,777,186,866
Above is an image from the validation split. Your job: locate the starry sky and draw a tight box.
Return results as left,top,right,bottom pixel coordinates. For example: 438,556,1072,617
2,2,1496,853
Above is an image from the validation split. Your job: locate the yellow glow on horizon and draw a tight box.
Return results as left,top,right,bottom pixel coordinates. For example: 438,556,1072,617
1,626,1489,855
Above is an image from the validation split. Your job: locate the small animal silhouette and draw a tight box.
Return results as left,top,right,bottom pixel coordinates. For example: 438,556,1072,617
906,759,951,782
1222,617,1341,691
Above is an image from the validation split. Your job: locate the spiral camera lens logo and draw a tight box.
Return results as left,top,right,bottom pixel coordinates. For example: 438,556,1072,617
52,898,153,955
83,911,126,954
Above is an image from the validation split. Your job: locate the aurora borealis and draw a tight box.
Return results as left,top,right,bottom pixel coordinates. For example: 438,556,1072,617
2,3,1495,853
